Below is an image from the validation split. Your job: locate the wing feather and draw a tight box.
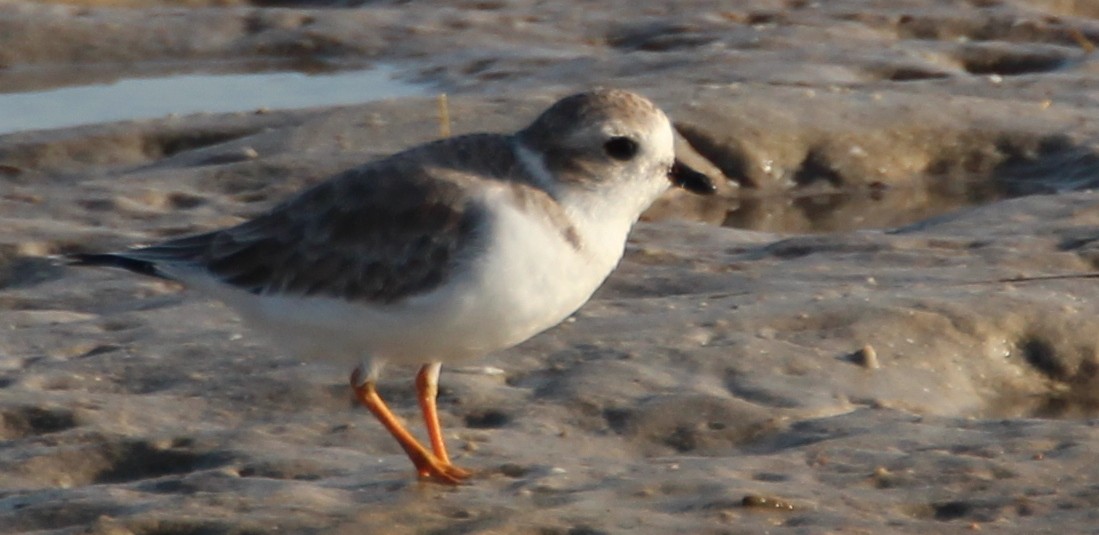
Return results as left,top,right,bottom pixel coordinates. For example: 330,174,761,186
100,134,529,304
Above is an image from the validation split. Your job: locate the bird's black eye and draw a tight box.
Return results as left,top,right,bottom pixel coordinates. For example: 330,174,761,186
603,136,639,161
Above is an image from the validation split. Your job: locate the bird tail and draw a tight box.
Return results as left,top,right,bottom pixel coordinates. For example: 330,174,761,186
67,253,173,280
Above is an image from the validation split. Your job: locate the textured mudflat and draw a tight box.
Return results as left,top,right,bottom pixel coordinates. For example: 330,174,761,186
2,1,1099,533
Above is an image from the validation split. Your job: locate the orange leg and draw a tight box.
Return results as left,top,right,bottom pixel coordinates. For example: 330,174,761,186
416,362,454,464
349,367,471,484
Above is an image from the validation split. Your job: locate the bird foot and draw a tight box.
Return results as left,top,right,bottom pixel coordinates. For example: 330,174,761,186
414,456,473,485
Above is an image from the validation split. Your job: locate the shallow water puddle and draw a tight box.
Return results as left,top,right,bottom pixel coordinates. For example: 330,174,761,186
719,186,1005,233
0,64,428,135
701,160,1097,233
654,178,1012,234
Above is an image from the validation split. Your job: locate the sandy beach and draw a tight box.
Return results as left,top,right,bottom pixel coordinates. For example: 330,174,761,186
2,1,1099,533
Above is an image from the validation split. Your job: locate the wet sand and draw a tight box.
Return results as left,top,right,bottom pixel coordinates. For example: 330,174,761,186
3,1,1099,533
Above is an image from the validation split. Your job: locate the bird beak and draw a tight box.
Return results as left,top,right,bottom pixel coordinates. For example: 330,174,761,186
668,159,717,195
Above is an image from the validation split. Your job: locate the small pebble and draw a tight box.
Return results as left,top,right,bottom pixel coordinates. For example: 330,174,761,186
851,344,880,369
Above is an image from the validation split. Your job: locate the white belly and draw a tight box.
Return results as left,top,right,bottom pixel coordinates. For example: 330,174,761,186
219,190,626,368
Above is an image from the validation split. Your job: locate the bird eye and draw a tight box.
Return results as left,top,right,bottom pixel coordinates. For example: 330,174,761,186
603,136,639,161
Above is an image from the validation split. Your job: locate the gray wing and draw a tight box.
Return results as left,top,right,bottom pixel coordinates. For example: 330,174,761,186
74,134,525,304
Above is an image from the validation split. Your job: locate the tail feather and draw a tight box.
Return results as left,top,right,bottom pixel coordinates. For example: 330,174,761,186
67,253,173,280
68,230,218,282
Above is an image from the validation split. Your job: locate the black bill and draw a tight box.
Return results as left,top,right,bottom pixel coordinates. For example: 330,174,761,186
668,159,717,195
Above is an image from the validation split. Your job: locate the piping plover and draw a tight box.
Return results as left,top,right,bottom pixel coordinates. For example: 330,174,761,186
71,89,716,483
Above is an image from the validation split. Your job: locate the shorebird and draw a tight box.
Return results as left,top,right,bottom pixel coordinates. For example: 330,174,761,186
71,89,716,483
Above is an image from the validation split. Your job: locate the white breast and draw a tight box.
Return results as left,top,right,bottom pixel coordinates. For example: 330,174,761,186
436,185,628,354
